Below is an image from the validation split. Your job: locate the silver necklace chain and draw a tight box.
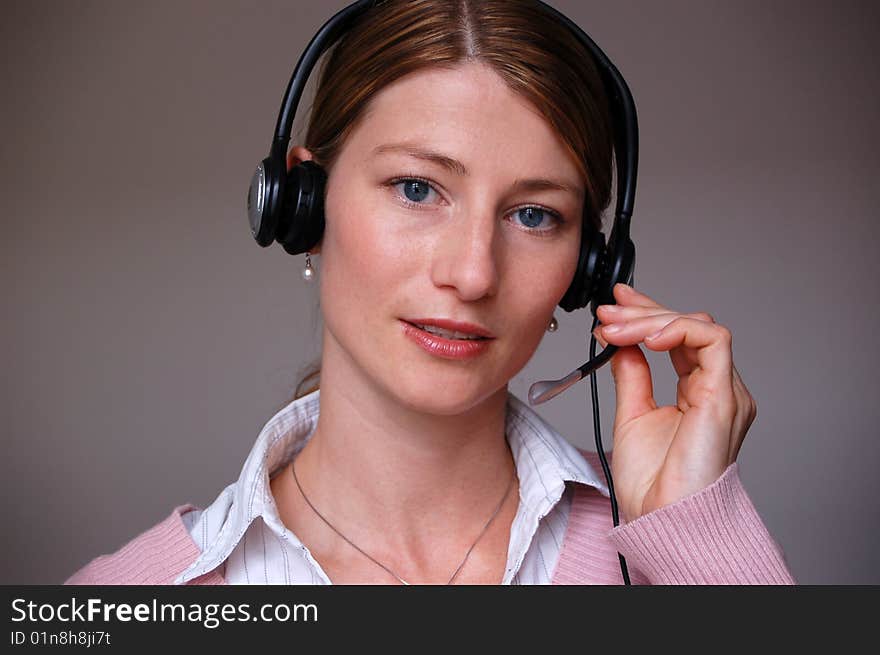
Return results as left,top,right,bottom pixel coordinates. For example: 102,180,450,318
291,457,516,585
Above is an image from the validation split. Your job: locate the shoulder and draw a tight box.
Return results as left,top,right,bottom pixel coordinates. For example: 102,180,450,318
565,447,618,527
575,447,611,470
64,504,203,585
573,447,613,498
569,446,615,511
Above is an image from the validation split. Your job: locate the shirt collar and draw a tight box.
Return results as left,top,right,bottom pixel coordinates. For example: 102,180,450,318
175,388,608,584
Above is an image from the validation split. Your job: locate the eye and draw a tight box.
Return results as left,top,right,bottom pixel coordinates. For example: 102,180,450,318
508,206,563,234
391,178,440,205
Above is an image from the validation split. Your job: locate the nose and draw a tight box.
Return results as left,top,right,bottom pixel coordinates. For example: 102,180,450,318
430,206,501,302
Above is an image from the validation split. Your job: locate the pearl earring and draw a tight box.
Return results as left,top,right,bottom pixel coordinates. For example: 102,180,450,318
547,315,558,332
302,252,315,282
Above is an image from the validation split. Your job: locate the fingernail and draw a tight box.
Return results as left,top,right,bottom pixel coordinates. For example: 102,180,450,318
603,324,623,334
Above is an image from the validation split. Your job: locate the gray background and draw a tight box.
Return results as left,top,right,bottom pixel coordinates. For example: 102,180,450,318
3,0,877,585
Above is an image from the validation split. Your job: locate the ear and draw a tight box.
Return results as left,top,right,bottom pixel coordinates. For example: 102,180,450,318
286,146,322,254
286,145,314,172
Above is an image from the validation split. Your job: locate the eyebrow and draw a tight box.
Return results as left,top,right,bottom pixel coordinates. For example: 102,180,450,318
370,142,582,198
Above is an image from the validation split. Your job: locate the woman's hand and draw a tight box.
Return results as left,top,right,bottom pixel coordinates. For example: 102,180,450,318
593,283,757,523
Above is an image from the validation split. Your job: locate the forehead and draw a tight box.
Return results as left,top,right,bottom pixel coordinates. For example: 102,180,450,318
346,62,582,184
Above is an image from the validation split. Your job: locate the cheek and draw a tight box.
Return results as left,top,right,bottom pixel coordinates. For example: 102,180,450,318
318,181,415,322
495,253,576,380
512,244,579,317
549,247,580,300
547,229,582,304
322,184,365,269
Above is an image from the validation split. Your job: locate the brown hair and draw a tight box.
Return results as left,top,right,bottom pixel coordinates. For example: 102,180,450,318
292,0,615,401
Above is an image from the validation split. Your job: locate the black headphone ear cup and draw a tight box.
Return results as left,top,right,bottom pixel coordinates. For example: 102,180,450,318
589,233,634,314
559,223,605,313
248,148,287,247
279,160,328,256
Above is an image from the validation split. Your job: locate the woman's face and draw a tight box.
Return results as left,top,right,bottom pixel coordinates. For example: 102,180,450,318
315,62,585,414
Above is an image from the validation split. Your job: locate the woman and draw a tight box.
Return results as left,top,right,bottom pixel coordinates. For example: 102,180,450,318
65,0,795,585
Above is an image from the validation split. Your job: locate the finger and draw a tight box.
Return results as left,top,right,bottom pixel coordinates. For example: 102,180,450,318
612,283,666,310
642,317,736,414
597,312,716,378
731,366,756,422
593,326,609,348
597,312,713,348
676,377,692,412
667,313,715,379
598,303,715,326
592,327,658,428
728,364,756,460
608,344,658,428
597,305,677,324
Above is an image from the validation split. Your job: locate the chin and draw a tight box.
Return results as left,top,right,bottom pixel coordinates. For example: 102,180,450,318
379,366,505,417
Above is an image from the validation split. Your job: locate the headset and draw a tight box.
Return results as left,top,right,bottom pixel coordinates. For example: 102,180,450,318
246,0,638,585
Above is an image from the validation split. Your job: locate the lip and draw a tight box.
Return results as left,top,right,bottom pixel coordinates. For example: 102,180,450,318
400,320,493,360
402,318,495,339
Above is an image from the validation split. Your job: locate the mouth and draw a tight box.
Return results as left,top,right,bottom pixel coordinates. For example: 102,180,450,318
401,318,495,340
400,319,494,360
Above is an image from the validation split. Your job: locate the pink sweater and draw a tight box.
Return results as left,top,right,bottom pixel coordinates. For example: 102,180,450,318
65,451,796,585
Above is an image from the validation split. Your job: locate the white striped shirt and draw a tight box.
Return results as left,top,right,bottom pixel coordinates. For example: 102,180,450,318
175,389,609,585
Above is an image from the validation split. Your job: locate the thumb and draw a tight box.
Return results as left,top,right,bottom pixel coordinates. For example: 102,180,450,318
593,328,656,427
